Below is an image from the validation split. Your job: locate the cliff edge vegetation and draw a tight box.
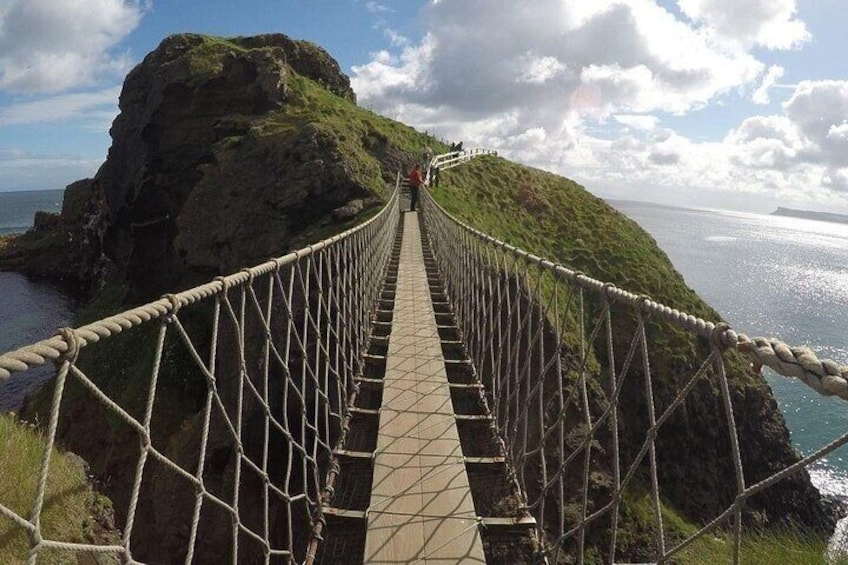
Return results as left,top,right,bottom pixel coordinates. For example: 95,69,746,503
0,414,120,563
431,157,837,559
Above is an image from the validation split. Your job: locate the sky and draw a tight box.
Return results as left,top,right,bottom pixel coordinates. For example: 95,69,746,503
0,0,846,214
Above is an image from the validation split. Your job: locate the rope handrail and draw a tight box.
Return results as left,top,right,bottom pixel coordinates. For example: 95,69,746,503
419,173,848,563
3,140,847,564
420,181,848,401
0,182,398,381
0,176,402,563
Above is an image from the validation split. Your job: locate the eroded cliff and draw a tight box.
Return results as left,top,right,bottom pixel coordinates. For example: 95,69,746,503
2,33,428,299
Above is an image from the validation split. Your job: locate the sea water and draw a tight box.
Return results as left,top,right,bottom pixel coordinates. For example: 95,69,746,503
609,199,848,499
0,189,75,411
0,189,64,236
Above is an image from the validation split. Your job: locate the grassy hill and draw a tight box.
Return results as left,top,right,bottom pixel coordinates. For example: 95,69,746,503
429,156,834,560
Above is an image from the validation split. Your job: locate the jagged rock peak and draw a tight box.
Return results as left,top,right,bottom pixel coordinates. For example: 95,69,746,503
96,33,369,300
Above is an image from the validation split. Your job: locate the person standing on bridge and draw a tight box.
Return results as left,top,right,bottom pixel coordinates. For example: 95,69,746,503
408,163,423,212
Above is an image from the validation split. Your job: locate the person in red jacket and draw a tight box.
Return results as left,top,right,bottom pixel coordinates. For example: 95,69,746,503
408,163,423,212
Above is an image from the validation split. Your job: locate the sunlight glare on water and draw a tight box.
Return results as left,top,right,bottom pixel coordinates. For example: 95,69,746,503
609,201,848,491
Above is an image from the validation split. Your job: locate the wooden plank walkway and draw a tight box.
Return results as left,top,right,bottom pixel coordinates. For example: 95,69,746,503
364,212,485,563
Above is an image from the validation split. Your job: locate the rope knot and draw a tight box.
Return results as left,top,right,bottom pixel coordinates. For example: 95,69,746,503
709,323,737,351
162,293,181,323
734,333,762,374
570,270,586,286
735,333,753,353
55,327,80,365
634,294,653,312
214,275,229,293
601,282,617,302
240,268,255,284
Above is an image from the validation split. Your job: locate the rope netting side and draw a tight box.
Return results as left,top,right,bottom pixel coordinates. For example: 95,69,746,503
420,189,848,564
0,185,400,564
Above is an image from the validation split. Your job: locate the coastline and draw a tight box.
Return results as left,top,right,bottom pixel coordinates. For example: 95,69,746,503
772,206,848,225
0,189,77,411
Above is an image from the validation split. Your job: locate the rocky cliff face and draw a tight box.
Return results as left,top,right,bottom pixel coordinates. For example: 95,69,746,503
2,33,412,299
99,33,369,299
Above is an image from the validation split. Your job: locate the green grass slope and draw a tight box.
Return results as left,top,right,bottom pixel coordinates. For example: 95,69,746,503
431,156,714,323
430,156,833,560
0,415,119,563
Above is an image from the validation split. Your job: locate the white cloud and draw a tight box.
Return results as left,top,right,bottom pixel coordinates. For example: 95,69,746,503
752,65,785,105
352,34,435,103
0,87,120,126
351,0,848,211
823,168,848,192
354,0,765,129
365,1,392,15
677,0,809,49
614,114,660,130
0,0,145,93
515,54,566,85
384,28,409,47
784,81,848,147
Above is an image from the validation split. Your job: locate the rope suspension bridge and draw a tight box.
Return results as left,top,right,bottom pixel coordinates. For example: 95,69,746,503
2,149,848,564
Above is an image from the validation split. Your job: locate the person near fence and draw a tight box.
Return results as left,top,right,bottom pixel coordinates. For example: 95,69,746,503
408,163,423,212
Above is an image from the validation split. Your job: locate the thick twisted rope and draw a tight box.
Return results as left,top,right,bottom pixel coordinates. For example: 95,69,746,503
0,193,395,381
736,335,848,400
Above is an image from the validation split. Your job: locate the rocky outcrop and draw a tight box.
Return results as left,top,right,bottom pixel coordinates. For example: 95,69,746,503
2,33,392,300
230,34,356,102
97,33,369,299
0,179,105,291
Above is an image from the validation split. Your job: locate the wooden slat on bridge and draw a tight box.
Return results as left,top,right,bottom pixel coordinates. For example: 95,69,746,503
364,212,485,563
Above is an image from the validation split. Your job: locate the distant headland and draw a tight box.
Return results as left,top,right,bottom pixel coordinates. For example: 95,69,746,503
772,206,848,225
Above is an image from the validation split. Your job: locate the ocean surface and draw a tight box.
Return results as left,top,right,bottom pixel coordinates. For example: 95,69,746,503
0,189,75,411
609,199,848,499
0,189,64,236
